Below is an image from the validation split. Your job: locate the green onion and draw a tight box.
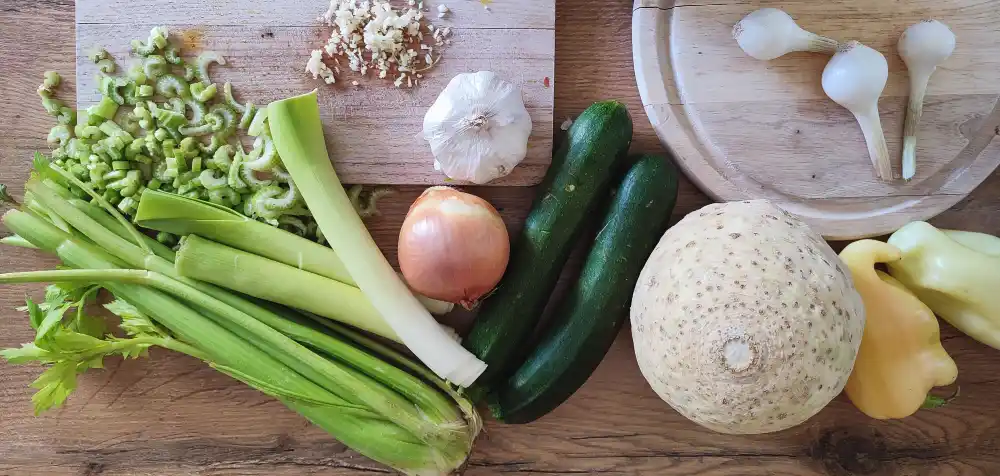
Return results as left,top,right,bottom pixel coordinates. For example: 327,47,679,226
268,91,485,386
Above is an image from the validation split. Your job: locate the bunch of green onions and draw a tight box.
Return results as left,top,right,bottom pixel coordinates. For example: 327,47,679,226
0,157,481,474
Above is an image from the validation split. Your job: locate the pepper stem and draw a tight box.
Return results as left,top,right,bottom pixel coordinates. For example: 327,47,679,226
922,386,960,409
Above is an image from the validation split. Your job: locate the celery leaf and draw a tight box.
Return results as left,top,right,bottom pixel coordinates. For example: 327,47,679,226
106,299,169,338
29,360,79,415
1,342,55,364
34,302,73,342
25,297,44,330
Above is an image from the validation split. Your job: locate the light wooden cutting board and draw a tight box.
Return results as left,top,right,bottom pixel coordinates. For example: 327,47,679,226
75,0,555,186
633,0,1000,239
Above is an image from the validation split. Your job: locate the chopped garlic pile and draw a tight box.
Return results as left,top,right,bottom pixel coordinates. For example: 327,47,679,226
307,0,453,88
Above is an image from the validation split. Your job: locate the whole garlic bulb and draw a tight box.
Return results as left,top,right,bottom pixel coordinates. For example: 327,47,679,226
423,71,533,184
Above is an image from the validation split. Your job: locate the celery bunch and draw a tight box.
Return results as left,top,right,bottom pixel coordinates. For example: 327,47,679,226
0,156,481,474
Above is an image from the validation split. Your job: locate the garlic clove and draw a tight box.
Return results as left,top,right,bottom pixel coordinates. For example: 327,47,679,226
423,71,533,184
822,41,894,181
733,8,838,61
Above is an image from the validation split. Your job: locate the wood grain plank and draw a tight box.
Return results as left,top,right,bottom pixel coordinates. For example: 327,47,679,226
76,0,556,186
77,0,555,30
76,23,554,185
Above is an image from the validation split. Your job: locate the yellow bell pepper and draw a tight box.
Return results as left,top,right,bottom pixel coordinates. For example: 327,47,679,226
888,221,1000,350
839,239,958,419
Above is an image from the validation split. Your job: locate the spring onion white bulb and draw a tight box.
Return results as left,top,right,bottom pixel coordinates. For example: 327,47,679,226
822,41,893,181
733,8,838,60
898,20,956,180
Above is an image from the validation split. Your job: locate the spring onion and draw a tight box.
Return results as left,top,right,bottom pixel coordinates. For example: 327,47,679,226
898,20,956,181
822,41,893,181
268,91,485,386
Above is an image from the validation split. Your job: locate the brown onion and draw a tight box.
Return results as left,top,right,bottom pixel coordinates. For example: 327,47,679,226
398,186,510,309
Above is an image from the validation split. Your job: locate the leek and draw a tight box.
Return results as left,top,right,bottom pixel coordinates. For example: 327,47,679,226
267,91,485,387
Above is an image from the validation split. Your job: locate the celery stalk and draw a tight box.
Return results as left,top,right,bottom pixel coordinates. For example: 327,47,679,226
67,198,175,261
2,208,476,472
267,91,485,387
134,189,352,283
0,235,37,249
134,189,455,315
24,181,438,429
3,210,358,408
0,267,460,446
22,177,475,435
176,234,399,341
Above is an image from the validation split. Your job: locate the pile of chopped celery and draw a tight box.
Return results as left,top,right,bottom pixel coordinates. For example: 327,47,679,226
40,27,341,245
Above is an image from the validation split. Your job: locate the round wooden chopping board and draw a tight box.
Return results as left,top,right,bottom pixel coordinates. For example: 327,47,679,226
632,0,1000,239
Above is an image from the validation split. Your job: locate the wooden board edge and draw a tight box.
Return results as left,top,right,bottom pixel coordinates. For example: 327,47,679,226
781,194,966,240
632,4,680,107
642,102,970,240
633,0,675,10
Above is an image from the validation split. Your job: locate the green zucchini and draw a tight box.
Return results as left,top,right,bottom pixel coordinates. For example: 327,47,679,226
489,153,679,423
463,100,633,390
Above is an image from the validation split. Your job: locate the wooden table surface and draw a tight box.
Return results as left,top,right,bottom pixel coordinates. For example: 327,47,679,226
3,1,1000,475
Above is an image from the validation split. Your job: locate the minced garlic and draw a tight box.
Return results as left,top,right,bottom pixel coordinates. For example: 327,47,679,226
308,0,449,88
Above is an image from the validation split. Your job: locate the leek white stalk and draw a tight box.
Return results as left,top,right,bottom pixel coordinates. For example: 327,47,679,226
733,8,838,60
822,41,893,181
898,20,956,180
267,91,487,387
